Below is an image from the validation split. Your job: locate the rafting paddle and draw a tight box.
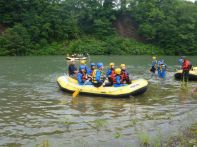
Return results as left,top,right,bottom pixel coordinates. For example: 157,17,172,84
72,79,90,98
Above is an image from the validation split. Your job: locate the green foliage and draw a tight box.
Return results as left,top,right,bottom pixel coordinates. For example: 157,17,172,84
0,24,32,55
0,0,197,55
31,42,67,55
66,37,106,55
66,36,163,55
129,0,197,55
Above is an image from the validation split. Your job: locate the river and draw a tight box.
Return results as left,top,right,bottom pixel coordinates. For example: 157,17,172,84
0,56,197,146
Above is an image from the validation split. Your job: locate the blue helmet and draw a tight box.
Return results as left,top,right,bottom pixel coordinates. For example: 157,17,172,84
90,63,96,67
97,62,103,68
79,65,86,70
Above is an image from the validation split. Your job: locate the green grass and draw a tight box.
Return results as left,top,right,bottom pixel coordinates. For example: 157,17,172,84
138,131,151,146
93,119,108,130
114,131,122,139
129,118,138,127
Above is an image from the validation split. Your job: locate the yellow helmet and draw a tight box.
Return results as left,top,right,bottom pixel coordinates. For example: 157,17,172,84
109,62,115,67
152,56,156,60
120,64,126,68
115,68,121,75
80,60,86,65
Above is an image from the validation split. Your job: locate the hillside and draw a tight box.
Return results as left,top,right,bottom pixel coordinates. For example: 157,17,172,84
113,15,145,42
0,0,197,56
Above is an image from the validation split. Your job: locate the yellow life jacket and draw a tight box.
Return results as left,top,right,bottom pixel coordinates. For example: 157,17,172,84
92,69,103,83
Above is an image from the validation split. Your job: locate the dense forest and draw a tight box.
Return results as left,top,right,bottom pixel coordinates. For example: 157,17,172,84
0,0,197,56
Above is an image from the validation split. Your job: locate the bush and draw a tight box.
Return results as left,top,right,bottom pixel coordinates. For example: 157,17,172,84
66,36,164,55
31,42,67,55
0,24,32,56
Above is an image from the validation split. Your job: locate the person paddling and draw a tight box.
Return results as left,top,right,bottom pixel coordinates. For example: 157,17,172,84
106,62,116,86
92,63,105,87
77,65,92,85
68,59,78,78
182,57,192,83
120,64,131,84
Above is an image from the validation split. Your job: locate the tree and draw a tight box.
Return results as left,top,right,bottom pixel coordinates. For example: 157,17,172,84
0,24,32,55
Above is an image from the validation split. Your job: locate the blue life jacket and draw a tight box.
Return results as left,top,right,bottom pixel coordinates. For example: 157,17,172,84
77,72,84,85
106,68,113,77
87,68,92,75
114,75,122,87
77,72,92,85
159,64,167,78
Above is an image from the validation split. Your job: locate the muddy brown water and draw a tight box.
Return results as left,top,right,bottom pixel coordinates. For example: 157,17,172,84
0,56,197,146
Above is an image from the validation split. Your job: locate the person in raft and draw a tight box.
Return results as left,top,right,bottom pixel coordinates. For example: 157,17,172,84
113,68,125,87
79,60,89,72
182,57,192,82
92,62,106,87
77,65,92,85
87,63,96,77
120,64,131,84
150,56,157,79
68,59,78,78
106,62,116,86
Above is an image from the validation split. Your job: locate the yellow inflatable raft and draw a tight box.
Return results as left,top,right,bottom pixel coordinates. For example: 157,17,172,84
174,67,197,81
57,75,148,98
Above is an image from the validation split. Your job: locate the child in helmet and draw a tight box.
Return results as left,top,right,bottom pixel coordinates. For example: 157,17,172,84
120,64,131,84
106,62,116,86
113,68,123,87
87,63,96,76
77,65,92,85
92,62,105,87
80,59,89,72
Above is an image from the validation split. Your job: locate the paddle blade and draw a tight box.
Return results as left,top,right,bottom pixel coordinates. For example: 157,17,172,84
72,89,80,98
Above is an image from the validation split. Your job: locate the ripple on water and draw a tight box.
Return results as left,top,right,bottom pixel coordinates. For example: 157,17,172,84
0,57,197,146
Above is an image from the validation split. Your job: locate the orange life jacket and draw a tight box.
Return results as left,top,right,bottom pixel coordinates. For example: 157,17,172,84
120,70,129,83
182,60,191,70
110,69,116,81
